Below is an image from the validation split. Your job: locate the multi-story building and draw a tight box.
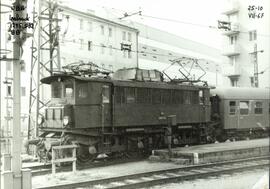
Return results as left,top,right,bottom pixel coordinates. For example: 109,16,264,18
58,5,139,72
221,0,269,88
58,6,223,86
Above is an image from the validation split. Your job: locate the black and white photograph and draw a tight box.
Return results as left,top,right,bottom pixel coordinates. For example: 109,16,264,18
0,0,269,188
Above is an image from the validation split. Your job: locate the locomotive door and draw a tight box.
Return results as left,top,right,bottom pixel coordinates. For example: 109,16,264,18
101,85,112,128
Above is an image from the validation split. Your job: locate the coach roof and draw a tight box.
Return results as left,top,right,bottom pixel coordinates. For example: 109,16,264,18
211,87,270,100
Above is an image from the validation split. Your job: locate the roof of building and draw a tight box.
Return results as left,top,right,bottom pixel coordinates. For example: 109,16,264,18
211,87,270,100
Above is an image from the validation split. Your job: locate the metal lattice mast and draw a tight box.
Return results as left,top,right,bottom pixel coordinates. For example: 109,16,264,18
28,0,61,140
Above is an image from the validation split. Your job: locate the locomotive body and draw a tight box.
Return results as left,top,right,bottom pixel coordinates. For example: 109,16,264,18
36,68,211,162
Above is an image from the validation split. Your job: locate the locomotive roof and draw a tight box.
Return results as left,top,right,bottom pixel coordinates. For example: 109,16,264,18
211,87,270,100
41,74,208,90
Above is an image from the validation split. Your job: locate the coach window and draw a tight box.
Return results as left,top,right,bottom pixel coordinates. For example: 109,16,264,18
229,101,236,115
239,101,249,115
126,88,135,104
254,101,263,114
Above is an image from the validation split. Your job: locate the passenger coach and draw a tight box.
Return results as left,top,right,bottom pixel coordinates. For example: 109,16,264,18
211,87,270,139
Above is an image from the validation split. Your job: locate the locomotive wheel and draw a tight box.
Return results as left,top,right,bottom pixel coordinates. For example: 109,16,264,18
77,144,97,164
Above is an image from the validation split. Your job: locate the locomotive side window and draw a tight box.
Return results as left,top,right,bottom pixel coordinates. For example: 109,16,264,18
239,101,249,115
52,82,62,98
199,90,204,104
162,90,171,104
78,84,88,98
152,89,161,104
137,88,150,104
102,85,110,103
192,91,199,104
183,91,191,104
115,87,125,104
254,101,263,114
229,101,236,115
172,90,183,104
126,87,135,104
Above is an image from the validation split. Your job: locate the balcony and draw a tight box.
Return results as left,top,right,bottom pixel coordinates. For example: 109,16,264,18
222,1,239,15
222,65,240,76
222,22,240,36
222,44,240,56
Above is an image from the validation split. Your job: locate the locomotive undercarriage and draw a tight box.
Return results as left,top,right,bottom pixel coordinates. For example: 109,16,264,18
33,123,208,164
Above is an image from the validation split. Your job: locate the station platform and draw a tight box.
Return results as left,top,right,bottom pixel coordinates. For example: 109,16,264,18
150,138,269,164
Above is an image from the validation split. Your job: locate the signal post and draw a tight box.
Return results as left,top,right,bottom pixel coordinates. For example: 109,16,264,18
1,0,31,188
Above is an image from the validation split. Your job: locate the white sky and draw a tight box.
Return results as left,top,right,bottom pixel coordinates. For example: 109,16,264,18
64,0,224,49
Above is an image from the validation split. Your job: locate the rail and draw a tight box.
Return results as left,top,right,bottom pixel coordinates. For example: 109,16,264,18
51,144,77,175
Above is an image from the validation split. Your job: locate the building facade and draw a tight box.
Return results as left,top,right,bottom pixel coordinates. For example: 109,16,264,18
221,0,269,88
58,6,139,72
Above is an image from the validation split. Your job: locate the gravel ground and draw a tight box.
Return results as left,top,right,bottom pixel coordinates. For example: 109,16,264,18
32,160,185,188
144,168,269,189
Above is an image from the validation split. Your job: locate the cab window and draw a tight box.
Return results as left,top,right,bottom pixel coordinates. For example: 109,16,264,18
51,82,62,98
64,81,74,98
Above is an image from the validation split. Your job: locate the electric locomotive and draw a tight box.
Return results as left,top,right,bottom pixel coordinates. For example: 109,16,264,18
31,67,211,162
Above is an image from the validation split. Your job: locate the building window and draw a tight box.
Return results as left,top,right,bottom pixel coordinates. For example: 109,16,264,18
100,43,105,54
229,101,236,115
79,19,83,30
250,77,255,87
229,35,237,45
7,85,12,96
6,61,11,71
20,60,26,72
88,41,92,51
128,32,131,42
108,27,112,37
100,25,104,35
229,56,236,66
122,31,126,40
79,39,83,49
109,45,113,55
249,30,257,41
230,77,238,87
239,101,249,115
123,50,127,58
88,21,92,32
254,102,263,114
128,51,131,58
21,87,26,97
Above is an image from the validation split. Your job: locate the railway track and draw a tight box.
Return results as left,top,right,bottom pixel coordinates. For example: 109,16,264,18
35,155,269,189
